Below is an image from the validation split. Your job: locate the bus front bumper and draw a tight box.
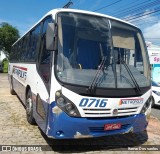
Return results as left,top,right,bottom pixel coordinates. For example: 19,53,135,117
47,106,148,139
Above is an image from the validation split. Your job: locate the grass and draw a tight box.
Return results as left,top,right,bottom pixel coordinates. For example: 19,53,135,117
2,59,9,73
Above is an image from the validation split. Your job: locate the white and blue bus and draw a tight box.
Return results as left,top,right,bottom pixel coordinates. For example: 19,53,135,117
8,8,151,139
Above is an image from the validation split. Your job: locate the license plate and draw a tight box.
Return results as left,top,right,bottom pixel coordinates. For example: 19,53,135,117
104,123,121,131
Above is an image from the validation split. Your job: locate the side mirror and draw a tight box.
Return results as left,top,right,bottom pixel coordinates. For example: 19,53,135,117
46,23,57,51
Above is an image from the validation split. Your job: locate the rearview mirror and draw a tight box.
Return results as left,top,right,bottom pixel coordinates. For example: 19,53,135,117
46,23,57,51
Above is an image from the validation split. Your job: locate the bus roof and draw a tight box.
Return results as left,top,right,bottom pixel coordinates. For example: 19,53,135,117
46,8,136,26
13,8,137,45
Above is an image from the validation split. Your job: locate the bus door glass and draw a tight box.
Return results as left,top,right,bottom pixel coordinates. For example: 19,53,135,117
36,16,53,131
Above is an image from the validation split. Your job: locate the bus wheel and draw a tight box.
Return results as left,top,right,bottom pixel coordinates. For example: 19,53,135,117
151,96,155,107
26,89,36,124
10,77,16,95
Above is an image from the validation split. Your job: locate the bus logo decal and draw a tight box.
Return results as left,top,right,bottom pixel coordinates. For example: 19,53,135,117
119,98,143,105
13,66,27,80
112,108,118,115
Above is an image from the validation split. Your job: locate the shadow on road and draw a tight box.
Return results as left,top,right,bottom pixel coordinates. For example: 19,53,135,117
40,130,148,152
153,105,160,110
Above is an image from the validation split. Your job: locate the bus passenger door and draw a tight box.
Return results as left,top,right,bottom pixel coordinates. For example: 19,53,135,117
35,17,53,132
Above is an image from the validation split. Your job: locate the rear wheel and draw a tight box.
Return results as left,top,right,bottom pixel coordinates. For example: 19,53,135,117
26,89,36,125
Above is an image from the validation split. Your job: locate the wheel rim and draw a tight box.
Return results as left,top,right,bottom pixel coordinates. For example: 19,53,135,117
26,97,32,117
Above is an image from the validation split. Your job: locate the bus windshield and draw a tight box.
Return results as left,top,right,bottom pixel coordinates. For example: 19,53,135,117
56,12,150,89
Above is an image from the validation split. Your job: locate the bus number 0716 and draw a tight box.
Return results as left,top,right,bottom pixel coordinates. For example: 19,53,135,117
79,98,108,108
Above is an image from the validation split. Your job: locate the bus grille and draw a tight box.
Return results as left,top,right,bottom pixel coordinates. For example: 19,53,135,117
82,107,139,117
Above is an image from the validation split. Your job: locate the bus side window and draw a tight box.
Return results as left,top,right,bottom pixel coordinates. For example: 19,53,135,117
10,46,15,62
22,34,30,61
38,17,53,83
26,25,41,62
17,41,22,61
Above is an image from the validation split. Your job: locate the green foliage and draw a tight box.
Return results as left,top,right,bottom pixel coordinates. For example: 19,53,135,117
0,22,20,55
2,58,9,73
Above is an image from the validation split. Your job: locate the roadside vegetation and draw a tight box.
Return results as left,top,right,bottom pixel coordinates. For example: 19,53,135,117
0,22,19,73
2,58,9,73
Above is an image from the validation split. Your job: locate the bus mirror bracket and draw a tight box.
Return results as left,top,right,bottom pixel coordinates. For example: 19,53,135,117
46,23,57,51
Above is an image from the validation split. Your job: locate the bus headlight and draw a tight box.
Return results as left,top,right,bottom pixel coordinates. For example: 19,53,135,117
57,97,65,107
65,103,77,115
140,97,151,114
65,103,73,112
55,91,80,117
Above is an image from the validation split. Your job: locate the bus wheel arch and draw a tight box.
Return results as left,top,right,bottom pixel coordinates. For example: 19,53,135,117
25,86,36,125
25,85,30,100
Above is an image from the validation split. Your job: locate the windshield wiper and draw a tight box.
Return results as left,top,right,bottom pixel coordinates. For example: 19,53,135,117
120,59,141,94
87,56,107,93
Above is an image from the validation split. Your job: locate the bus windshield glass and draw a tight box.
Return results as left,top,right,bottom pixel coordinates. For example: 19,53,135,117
56,12,150,89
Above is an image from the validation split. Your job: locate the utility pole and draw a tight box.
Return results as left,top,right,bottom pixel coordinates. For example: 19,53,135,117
63,0,73,8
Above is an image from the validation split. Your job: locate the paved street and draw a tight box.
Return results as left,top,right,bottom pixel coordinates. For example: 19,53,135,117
151,106,160,120
0,73,160,154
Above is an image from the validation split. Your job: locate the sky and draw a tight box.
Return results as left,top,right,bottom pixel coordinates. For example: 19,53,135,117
0,0,160,45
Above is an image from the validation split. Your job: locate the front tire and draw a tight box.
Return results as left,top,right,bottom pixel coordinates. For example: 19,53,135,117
151,96,155,107
26,89,36,125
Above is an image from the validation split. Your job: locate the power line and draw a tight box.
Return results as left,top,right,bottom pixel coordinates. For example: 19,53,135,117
123,6,160,21
107,0,146,15
122,3,160,20
120,3,160,21
113,0,156,16
93,0,123,12
129,12,160,25
65,0,160,28
125,8,160,21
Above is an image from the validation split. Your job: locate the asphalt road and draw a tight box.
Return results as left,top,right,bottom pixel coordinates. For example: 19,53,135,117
151,105,160,120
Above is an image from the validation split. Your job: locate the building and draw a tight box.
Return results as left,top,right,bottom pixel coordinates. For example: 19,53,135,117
146,42,160,84
0,50,6,62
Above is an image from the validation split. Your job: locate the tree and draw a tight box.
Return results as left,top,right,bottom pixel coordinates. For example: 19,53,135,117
0,22,20,55
2,58,9,73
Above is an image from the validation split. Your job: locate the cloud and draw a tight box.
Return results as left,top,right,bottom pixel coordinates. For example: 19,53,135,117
122,9,160,44
132,10,160,44
123,9,157,24
134,11,158,26
143,22,160,38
